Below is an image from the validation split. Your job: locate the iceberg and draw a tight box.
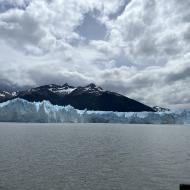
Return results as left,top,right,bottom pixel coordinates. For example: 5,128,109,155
0,98,189,124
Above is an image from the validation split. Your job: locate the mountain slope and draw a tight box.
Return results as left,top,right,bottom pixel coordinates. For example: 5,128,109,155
0,83,154,112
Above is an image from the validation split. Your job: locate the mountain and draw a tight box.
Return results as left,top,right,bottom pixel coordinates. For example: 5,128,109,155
0,91,17,102
0,83,154,112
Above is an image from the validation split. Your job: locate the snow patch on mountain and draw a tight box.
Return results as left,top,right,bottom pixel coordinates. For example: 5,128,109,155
0,93,5,97
24,84,76,96
49,87,76,95
11,92,17,96
0,99,189,124
0,91,17,98
153,106,170,112
72,83,105,96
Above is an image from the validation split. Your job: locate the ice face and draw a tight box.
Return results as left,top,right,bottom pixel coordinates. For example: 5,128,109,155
0,98,189,124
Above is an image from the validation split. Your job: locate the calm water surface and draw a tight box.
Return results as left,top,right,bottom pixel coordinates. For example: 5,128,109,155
0,123,190,190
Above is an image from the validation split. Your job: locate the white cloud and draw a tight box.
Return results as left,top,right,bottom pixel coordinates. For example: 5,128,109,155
0,0,30,7
0,0,190,108
0,0,125,54
106,0,190,64
98,55,190,108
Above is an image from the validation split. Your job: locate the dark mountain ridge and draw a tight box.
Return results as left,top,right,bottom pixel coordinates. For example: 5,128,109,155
0,83,154,112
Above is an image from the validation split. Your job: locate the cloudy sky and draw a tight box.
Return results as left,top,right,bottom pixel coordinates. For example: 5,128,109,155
0,0,190,108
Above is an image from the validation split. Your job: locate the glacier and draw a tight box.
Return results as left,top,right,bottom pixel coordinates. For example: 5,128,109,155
0,98,189,124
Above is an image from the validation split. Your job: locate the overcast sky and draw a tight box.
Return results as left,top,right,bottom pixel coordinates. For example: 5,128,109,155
0,0,190,108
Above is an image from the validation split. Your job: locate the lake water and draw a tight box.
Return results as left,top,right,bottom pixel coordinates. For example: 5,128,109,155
0,123,190,190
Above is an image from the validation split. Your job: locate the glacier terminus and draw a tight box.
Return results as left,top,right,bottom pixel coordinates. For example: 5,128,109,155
0,99,189,124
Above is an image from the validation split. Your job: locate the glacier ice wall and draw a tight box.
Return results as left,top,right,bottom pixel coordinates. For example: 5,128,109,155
0,98,189,124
